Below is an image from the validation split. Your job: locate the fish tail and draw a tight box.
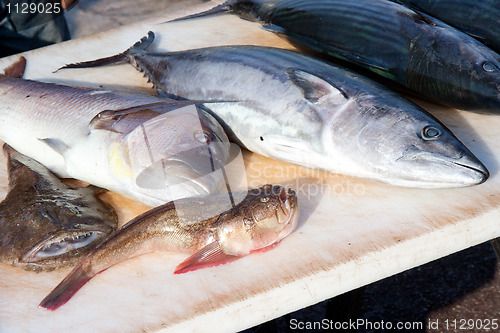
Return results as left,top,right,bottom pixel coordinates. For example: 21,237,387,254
39,263,94,311
55,32,155,72
0,56,26,78
164,1,234,23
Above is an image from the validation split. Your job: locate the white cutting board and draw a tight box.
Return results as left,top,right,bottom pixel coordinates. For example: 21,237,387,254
0,3,499,332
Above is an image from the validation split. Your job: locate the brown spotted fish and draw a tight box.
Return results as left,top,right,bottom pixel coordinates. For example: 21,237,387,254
0,145,118,271
39,184,299,310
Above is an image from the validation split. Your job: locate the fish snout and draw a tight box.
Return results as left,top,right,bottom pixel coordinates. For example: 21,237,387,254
451,154,489,186
276,188,299,240
399,145,489,187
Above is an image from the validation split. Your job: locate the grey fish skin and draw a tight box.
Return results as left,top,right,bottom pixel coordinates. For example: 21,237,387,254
65,32,489,188
0,145,118,272
39,184,299,310
392,0,500,54
177,0,500,112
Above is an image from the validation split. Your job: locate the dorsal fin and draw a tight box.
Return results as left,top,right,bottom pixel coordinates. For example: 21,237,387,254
0,56,26,78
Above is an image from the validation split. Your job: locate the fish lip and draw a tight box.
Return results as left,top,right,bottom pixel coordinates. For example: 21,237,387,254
21,230,107,263
275,188,299,240
399,147,489,186
135,157,221,195
452,161,489,184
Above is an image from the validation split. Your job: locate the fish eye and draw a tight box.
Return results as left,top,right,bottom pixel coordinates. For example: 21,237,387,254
243,217,254,227
194,131,211,144
482,62,498,72
421,126,441,140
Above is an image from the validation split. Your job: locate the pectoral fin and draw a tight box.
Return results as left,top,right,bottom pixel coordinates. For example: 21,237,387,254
89,100,221,134
39,138,69,156
262,24,288,36
286,68,348,105
174,241,240,274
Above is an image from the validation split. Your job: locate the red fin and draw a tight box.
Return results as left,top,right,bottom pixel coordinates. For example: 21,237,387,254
0,56,26,78
39,264,93,311
174,241,240,274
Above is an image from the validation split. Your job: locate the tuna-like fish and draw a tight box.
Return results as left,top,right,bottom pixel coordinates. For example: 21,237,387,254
392,0,500,54
39,184,299,310
0,145,117,271
0,58,232,207
60,32,489,188
173,0,500,111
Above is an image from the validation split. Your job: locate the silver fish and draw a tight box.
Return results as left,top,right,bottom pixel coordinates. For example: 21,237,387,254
0,145,117,271
39,184,299,310
0,58,232,206
60,33,488,188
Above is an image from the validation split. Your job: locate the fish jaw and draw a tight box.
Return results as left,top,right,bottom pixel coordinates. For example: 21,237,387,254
20,229,108,267
392,145,489,188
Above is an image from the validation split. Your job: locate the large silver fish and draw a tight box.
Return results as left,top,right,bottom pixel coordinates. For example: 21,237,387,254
60,33,488,188
0,145,117,271
39,184,299,310
0,58,231,206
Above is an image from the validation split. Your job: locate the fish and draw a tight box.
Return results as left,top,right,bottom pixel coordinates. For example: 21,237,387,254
0,145,118,271
171,0,500,112
39,184,299,311
0,58,232,207
391,0,500,54
58,32,489,188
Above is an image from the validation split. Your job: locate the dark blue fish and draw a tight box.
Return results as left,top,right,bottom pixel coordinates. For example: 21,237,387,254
392,0,500,54
173,0,500,112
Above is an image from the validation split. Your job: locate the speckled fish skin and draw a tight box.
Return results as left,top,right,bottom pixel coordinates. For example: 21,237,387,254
392,0,500,54
66,32,490,188
39,184,299,310
0,145,117,272
182,0,500,111
0,77,231,206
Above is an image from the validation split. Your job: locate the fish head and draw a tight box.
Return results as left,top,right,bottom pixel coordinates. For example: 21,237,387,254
217,184,299,256
119,106,231,198
0,194,117,271
466,46,500,110
406,25,500,110
351,98,488,188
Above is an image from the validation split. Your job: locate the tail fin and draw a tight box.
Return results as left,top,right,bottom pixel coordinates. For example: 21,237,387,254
56,31,156,72
39,263,94,311
0,56,26,78
166,1,234,23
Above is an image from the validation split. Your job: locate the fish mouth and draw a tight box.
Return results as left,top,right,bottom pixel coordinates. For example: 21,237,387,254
276,188,299,240
398,146,489,187
21,230,107,263
135,157,222,195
